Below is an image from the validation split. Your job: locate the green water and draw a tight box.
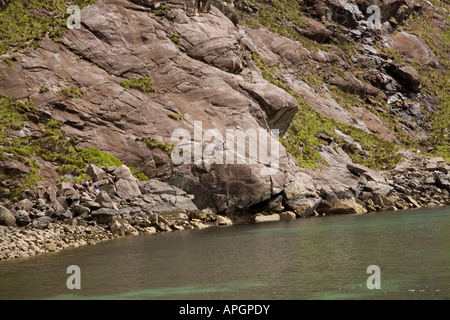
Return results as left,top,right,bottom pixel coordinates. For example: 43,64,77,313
0,207,449,300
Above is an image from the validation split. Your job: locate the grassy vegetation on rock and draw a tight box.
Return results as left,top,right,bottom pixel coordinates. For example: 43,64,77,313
402,3,450,161
138,137,175,157
0,0,96,55
0,95,134,200
252,52,402,170
168,113,184,121
120,77,156,93
58,86,84,98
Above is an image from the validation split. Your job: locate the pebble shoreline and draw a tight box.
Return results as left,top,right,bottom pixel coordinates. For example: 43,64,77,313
0,214,226,261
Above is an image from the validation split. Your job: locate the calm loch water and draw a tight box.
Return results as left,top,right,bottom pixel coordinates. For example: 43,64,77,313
0,206,449,300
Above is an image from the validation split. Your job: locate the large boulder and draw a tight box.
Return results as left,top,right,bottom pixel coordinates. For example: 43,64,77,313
166,163,280,213
385,31,439,66
139,180,199,214
294,17,331,43
435,172,450,192
283,172,321,217
347,163,387,184
15,199,34,211
175,6,245,73
91,208,119,224
72,204,91,215
87,164,107,182
316,186,367,215
139,179,184,196
113,165,142,200
363,181,393,196
115,179,142,200
0,159,30,176
0,206,16,227
113,165,136,181
387,64,421,91
15,214,32,227
239,81,299,134
327,0,364,29
95,191,117,209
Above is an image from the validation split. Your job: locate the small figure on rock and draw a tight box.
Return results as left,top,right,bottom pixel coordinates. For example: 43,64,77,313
94,185,100,194
83,180,90,192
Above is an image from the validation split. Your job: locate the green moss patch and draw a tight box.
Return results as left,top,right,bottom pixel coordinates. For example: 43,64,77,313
138,137,174,157
80,148,123,168
168,113,183,121
59,87,84,98
169,34,180,45
120,77,156,93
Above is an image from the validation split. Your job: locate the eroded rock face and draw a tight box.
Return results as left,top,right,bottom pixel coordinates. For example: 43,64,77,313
239,81,298,133
386,31,439,66
175,6,245,73
1,0,296,212
0,0,447,220
0,0,314,213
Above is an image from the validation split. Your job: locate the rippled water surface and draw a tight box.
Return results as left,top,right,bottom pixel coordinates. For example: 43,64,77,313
0,207,449,300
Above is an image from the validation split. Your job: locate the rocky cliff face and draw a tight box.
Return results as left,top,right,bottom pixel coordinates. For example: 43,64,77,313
0,0,448,236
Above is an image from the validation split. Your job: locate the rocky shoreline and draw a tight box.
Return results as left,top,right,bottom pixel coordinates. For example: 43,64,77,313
0,211,233,261
0,164,234,261
1,151,449,262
